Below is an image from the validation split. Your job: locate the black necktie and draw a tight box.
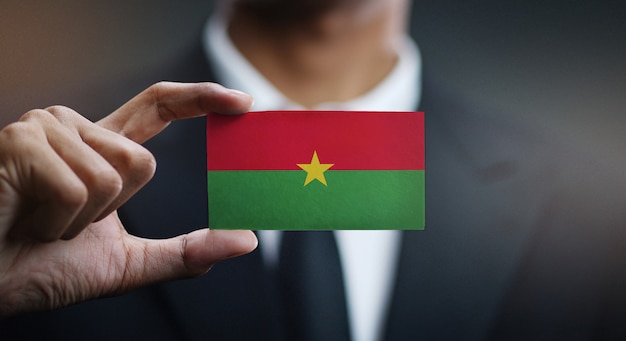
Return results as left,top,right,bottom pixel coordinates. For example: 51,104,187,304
278,231,351,341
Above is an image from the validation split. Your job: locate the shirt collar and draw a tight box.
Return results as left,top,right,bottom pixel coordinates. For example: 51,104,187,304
203,12,422,112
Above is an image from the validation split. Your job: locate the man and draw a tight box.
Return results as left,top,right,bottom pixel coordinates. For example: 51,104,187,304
3,0,626,340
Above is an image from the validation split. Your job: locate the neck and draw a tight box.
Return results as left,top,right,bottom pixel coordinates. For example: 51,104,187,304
228,1,409,108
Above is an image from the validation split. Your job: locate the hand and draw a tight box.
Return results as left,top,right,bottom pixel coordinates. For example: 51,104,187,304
0,82,257,316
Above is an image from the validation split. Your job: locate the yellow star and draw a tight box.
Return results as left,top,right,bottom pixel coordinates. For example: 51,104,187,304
297,151,334,186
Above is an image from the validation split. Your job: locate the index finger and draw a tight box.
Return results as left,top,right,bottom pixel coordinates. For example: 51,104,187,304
97,82,253,144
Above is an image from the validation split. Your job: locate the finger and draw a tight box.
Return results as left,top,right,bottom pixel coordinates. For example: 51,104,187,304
40,107,127,237
19,108,124,239
0,119,87,241
97,82,253,144
50,108,156,221
81,127,156,221
120,229,258,290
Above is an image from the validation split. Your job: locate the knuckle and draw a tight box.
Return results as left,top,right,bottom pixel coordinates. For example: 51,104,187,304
147,81,173,104
116,144,157,183
17,106,81,129
0,122,44,151
57,180,89,210
90,167,124,199
0,121,29,139
132,147,157,182
45,105,73,116
44,105,79,124
150,81,171,92
149,81,175,122
18,109,54,123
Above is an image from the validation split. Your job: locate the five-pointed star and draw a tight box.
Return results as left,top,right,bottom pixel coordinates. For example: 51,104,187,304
297,151,334,186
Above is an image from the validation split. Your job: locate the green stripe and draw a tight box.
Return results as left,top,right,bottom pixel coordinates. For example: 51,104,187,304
208,170,424,230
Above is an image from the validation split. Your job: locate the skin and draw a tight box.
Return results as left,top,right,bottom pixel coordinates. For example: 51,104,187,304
0,82,258,316
228,0,410,107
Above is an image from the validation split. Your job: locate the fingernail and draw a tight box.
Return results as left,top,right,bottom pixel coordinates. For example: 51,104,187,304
227,88,249,97
228,89,254,111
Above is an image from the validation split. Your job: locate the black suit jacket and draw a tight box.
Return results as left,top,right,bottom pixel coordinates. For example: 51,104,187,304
2,36,626,341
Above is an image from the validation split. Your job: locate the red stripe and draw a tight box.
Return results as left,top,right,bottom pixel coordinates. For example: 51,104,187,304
207,110,424,170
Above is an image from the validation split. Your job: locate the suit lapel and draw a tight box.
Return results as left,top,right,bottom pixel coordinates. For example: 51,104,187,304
383,80,543,340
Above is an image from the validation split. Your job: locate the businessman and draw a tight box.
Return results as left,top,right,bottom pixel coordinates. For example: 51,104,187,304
2,1,626,340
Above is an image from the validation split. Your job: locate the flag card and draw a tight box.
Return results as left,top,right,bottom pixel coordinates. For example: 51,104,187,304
206,110,424,230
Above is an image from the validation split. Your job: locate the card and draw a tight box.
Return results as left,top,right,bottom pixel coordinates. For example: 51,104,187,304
207,110,424,230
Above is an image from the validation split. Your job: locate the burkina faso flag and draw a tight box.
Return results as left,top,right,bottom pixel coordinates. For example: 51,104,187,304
206,110,424,230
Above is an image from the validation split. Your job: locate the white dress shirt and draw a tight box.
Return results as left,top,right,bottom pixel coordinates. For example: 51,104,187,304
203,12,422,341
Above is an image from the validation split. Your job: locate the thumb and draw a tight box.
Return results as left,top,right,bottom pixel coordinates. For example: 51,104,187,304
126,229,257,286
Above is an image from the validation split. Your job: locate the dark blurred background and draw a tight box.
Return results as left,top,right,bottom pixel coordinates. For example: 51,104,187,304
1,1,625,165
